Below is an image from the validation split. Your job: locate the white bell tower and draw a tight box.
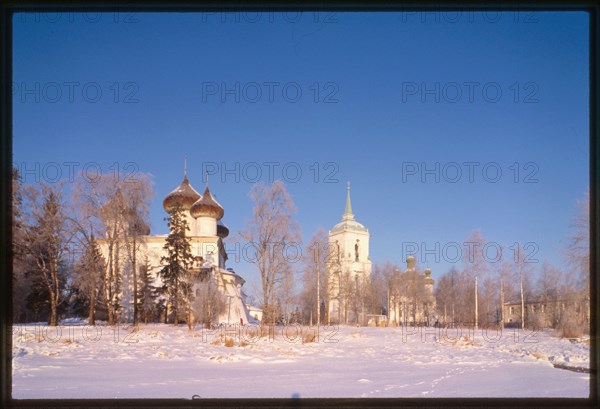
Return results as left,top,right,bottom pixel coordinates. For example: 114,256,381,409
327,182,372,324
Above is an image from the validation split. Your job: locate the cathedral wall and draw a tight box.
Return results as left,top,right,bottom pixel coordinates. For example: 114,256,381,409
329,230,371,275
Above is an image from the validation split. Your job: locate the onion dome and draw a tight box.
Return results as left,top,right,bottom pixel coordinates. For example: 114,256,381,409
217,220,230,238
162,175,202,213
190,186,224,220
424,268,434,286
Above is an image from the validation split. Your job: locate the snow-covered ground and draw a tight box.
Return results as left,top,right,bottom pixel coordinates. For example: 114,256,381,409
12,322,590,399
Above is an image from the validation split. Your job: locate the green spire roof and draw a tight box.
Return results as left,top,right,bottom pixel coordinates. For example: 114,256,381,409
330,181,368,234
342,181,354,220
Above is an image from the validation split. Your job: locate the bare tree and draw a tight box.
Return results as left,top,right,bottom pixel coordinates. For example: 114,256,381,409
368,262,392,320
385,263,402,325
565,191,590,330
436,266,460,324
495,261,514,327
462,230,489,329
192,270,225,329
512,242,534,330
275,267,297,325
479,275,498,327
402,267,426,325
536,261,562,327
301,228,329,325
120,180,152,325
566,191,589,286
72,172,124,325
72,170,153,325
239,181,301,326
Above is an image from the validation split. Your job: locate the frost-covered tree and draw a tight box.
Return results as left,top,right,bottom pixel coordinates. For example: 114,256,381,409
72,170,153,325
239,181,301,326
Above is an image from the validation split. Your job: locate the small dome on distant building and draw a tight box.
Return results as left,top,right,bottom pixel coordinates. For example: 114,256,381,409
217,220,230,238
191,186,224,220
424,268,434,285
163,175,202,213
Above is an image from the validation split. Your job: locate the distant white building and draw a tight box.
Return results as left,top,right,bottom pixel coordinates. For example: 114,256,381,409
387,256,435,326
97,169,250,325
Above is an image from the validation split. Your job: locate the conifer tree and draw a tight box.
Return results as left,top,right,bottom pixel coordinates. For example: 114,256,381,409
138,255,160,323
158,204,194,325
74,237,106,325
23,183,73,326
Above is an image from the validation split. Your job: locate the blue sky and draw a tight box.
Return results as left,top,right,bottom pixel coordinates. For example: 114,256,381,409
12,11,589,287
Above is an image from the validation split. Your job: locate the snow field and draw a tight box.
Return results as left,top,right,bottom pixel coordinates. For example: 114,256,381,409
12,323,590,399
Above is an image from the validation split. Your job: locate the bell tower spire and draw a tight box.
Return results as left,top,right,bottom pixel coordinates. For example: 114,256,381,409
343,181,355,221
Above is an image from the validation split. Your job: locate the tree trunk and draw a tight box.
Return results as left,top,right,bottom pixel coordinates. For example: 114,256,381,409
519,271,525,330
500,278,504,327
114,238,121,324
261,256,269,327
317,257,321,326
452,302,455,324
106,240,115,326
88,288,96,325
474,276,478,330
173,275,178,325
47,260,59,326
48,295,58,326
271,281,276,327
132,235,138,326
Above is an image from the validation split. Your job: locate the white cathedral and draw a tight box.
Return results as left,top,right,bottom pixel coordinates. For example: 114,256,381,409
97,170,251,325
